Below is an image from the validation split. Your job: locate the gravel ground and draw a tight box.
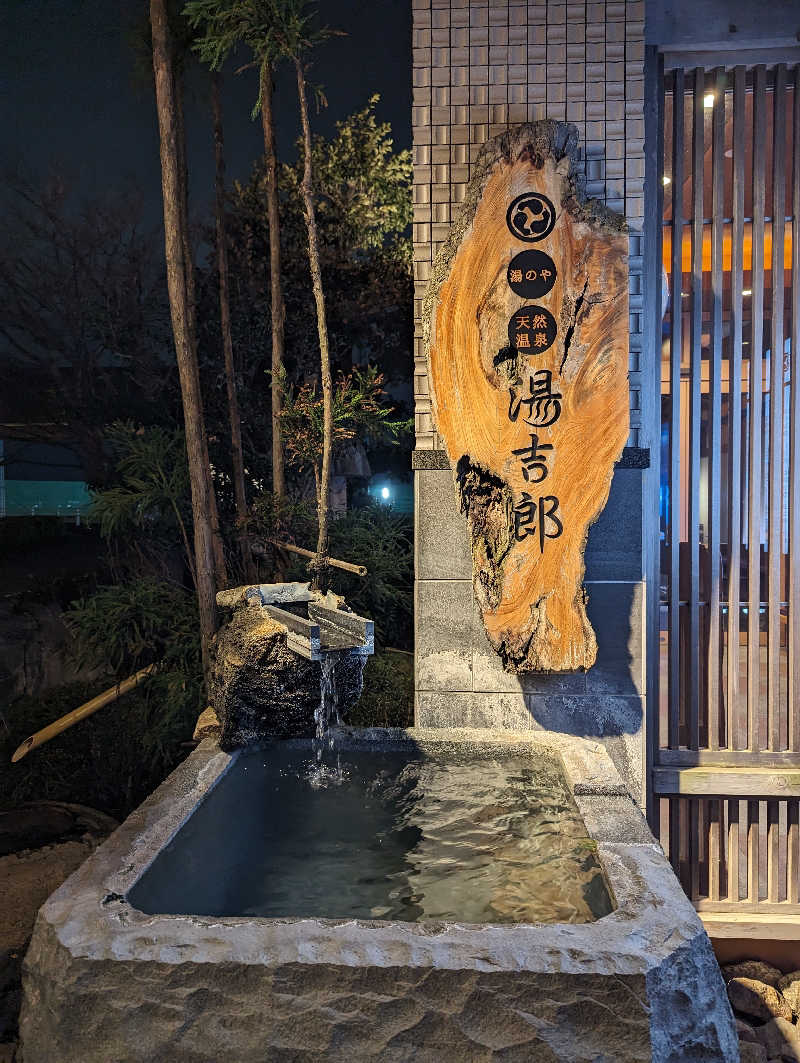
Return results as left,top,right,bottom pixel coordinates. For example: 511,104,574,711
1,828,110,1057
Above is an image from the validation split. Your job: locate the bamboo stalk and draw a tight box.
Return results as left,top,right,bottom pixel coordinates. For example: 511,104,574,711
11,665,158,763
266,539,367,577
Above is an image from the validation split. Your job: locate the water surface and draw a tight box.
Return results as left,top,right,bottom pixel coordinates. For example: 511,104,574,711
129,745,612,924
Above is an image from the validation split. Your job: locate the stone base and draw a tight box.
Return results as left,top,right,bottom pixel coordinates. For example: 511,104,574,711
18,731,738,1063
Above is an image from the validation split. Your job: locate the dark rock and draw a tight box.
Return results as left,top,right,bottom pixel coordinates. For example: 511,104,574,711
777,972,800,1018
192,706,221,742
738,1042,768,1063
738,1018,762,1042
0,803,117,859
723,962,784,988
755,1017,800,1061
0,949,22,1043
209,604,366,751
729,978,794,1023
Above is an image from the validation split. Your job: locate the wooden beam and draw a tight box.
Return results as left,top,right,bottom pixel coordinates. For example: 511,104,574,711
654,766,800,798
657,749,800,768
700,911,800,941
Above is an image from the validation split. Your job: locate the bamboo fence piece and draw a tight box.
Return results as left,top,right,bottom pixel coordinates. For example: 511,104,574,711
11,664,158,763
267,539,367,577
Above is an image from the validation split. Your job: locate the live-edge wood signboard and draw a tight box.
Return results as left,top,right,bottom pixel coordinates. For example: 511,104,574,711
423,122,629,674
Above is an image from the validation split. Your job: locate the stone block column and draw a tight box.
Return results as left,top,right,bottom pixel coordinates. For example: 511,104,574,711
412,0,649,802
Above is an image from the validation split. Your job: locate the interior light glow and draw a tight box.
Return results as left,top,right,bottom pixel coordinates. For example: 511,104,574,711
742,289,752,296
381,487,390,500
662,175,671,185
703,93,715,108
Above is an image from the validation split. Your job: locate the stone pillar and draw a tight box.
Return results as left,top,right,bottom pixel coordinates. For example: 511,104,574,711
412,0,647,802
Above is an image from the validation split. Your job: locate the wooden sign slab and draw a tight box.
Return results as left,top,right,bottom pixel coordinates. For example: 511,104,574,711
423,122,629,673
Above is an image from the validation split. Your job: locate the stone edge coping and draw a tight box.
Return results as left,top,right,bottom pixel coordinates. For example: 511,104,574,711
36,728,706,976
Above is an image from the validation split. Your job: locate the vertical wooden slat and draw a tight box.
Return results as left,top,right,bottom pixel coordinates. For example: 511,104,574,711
688,69,704,750
728,66,746,751
669,69,685,749
690,797,701,901
768,64,787,751
699,798,708,897
708,798,721,902
788,800,799,904
759,799,769,900
727,799,740,901
677,797,687,889
747,799,759,902
767,800,781,902
666,799,676,870
708,68,726,750
748,66,768,752
645,47,666,827
790,66,800,752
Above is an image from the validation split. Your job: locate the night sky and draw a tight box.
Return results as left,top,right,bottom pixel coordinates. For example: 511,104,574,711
1,0,411,222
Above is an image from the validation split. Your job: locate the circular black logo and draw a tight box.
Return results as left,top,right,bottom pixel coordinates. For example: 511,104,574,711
507,250,558,299
506,192,557,242
508,305,557,354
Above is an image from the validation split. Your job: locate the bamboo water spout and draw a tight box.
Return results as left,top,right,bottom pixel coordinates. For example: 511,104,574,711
11,665,157,763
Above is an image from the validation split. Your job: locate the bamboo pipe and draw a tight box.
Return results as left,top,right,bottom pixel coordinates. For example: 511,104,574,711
266,539,367,577
11,664,158,763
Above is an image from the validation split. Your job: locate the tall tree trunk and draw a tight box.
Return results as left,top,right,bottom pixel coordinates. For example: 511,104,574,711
294,57,332,592
259,62,287,501
175,60,228,591
212,71,256,583
150,0,217,672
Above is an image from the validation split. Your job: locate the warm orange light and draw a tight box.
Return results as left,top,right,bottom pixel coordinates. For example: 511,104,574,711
662,222,794,275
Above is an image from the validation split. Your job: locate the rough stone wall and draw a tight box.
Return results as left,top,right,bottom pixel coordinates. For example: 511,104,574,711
22,919,738,1063
412,0,647,802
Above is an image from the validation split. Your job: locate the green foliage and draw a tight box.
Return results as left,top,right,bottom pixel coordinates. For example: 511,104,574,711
280,367,410,477
89,422,190,541
224,95,413,389
328,505,413,649
348,651,413,729
0,679,199,819
185,0,337,116
281,94,412,256
21,578,206,817
251,497,413,650
250,490,317,546
66,580,201,681
88,421,195,584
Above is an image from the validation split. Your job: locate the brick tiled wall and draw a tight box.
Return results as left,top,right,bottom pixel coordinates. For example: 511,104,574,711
412,0,646,449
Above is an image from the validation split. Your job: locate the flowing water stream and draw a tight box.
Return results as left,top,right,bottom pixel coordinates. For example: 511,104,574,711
308,653,348,788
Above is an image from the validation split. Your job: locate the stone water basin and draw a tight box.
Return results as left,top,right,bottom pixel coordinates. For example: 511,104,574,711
19,728,738,1062
128,744,613,926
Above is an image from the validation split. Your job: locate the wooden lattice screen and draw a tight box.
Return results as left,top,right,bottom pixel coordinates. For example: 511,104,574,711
654,61,800,939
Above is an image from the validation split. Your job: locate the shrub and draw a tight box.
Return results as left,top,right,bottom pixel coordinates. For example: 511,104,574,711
327,506,413,650
251,496,413,651
0,678,198,819
348,651,413,729
0,579,207,817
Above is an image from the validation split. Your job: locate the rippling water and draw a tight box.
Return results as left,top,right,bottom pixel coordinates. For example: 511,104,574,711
129,746,613,925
